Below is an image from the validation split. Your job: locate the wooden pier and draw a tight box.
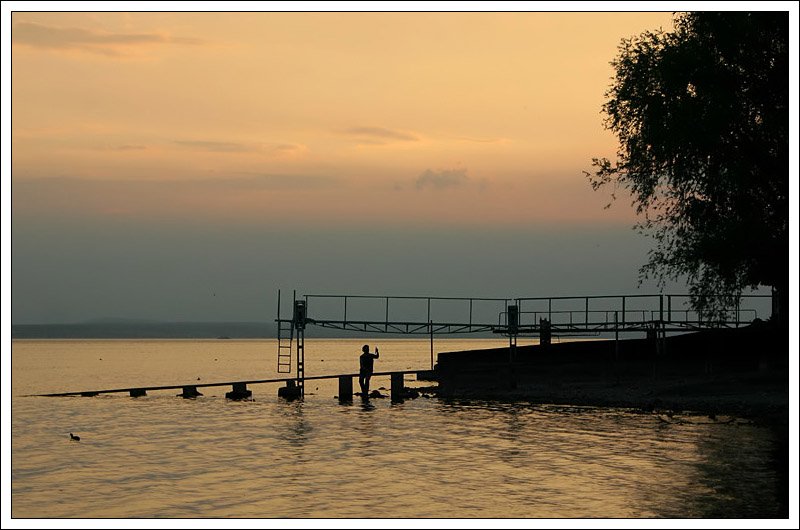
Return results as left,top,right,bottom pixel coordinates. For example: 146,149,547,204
31,370,435,403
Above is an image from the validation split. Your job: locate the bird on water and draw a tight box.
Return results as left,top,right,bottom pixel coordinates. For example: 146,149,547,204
69,433,80,441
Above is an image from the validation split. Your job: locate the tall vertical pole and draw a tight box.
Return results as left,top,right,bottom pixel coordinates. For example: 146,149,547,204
293,297,306,398
585,297,589,327
427,298,431,324
276,288,281,343
667,295,672,323
508,304,518,364
430,320,434,370
735,297,740,327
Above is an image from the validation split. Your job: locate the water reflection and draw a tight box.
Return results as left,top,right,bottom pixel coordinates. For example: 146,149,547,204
278,401,311,449
12,340,787,518
684,420,787,518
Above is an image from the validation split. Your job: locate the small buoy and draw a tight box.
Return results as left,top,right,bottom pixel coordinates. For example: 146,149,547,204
214,358,218,361
197,377,201,381
69,433,80,441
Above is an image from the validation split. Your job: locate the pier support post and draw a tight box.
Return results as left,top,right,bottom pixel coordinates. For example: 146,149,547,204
338,375,353,403
278,380,302,401
129,388,147,398
226,382,252,400
178,386,203,399
391,372,405,402
540,318,552,347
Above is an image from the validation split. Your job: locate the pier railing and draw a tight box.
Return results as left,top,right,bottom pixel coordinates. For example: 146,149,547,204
283,292,771,336
297,294,513,334
274,290,772,395
513,294,771,332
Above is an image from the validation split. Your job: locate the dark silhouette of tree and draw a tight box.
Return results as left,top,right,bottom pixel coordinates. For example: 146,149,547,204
588,12,788,322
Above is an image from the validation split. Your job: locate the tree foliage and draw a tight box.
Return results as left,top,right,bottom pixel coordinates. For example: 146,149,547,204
589,12,788,320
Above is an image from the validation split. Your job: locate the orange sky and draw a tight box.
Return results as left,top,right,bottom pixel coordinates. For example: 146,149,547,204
10,11,676,228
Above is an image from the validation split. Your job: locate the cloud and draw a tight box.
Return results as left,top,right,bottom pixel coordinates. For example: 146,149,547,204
271,143,309,157
221,173,337,190
14,173,338,193
12,22,203,56
455,136,510,144
174,140,255,153
415,168,469,190
343,126,419,143
11,173,340,219
114,145,147,151
94,144,146,151
174,141,309,157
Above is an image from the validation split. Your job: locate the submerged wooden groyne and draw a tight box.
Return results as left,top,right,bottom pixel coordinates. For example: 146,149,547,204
32,369,436,403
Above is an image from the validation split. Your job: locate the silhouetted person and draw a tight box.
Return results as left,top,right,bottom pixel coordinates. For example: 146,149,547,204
359,344,379,397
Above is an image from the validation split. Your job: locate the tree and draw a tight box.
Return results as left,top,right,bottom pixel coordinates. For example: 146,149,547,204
588,12,788,322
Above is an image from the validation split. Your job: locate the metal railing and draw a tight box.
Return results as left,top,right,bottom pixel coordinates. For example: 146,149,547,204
299,293,513,333
514,294,770,331
277,292,771,335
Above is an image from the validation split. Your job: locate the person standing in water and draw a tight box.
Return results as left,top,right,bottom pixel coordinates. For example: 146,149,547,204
359,344,379,396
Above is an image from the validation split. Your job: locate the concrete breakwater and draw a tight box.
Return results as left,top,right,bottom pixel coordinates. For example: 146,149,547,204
435,322,788,419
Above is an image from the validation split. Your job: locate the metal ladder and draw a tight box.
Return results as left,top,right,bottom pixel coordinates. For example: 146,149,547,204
276,320,293,373
276,290,293,373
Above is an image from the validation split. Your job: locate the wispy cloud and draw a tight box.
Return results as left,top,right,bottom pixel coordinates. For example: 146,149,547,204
343,126,419,143
114,144,147,151
12,22,203,56
415,168,469,190
174,140,255,153
454,136,510,144
16,173,339,191
271,143,309,157
92,144,147,151
174,140,309,157
230,173,337,190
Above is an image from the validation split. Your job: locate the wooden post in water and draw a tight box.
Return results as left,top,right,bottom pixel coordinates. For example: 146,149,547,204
338,375,353,403
278,379,301,401
179,386,202,399
226,382,252,400
391,372,404,402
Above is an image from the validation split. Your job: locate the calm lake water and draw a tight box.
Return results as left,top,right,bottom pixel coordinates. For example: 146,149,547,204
11,338,788,519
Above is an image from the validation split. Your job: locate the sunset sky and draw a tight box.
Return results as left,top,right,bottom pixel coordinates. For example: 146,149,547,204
7,7,762,324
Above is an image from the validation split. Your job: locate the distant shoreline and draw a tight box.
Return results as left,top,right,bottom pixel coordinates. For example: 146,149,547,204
11,322,276,339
